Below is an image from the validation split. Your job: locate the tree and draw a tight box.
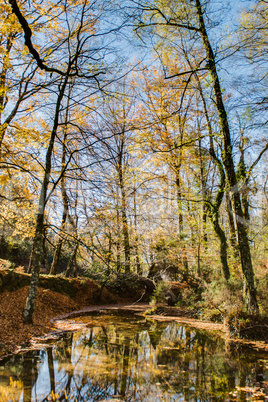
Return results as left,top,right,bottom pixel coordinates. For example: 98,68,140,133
133,0,259,314
49,85,72,276
133,60,232,281
85,85,136,274
21,0,124,323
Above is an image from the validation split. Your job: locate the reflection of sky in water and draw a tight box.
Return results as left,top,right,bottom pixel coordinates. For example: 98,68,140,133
0,314,267,401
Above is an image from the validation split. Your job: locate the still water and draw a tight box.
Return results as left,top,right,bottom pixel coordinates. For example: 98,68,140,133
0,313,267,401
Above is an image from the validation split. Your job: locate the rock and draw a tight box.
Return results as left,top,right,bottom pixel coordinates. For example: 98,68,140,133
164,290,178,306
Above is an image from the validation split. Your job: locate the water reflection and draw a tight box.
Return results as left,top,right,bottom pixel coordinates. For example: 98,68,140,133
0,314,267,401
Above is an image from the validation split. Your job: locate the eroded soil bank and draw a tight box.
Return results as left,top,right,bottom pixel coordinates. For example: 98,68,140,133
0,268,127,357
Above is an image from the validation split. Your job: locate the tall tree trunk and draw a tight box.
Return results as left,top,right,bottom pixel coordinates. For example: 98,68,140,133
196,120,209,256
65,191,79,278
49,103,70,275
237,139,250,223
225,191,239,257
197,136,208,246
210,211,230,281
196,92,230,281
116,194,121,274
133,183,142,275
49,178,68,275
49,214,67,275
196,0,258,314
118,159,130,274
206,136,230,282
42,229,50,274
65,242,79,278
106,233,112,277
23,75,69,323
175,167,183,235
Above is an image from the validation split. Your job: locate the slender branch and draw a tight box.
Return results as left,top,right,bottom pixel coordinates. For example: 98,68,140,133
8,0,105,79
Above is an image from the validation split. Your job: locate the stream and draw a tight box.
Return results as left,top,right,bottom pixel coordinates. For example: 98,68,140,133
0,313,267,401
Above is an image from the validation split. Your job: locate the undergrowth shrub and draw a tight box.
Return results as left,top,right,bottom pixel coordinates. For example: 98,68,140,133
256,272,268,317
175,286,200,310
199,277,244,322
150,281,171,305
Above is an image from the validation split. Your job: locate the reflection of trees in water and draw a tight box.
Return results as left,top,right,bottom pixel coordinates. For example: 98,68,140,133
156,326,267,401
148,321,165,349
21,351,39,402
47,347,55,398
1,316,268,401
1,350,40,401
155,327,227,400
57,318,165,400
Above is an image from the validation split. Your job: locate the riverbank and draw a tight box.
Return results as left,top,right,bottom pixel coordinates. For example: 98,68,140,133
0,268,125,358
0,269,218,359
1,266,268,359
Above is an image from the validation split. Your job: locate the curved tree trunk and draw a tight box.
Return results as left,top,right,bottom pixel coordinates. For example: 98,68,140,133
196,0,258,314
195,78,230,282
211,213,230,281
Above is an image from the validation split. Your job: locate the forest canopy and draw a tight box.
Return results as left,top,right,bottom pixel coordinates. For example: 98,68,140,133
1,0,268,322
